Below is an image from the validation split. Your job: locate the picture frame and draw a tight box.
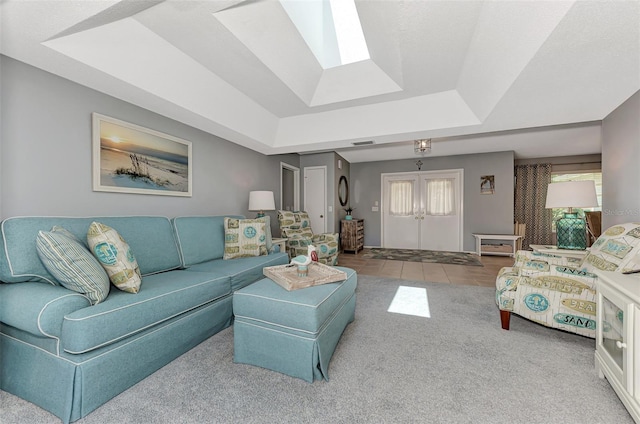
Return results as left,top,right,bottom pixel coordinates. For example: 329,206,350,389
480,175,495,195
92,113,192,197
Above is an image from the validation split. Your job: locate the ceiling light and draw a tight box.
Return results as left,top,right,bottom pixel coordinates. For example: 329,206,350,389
414,139,431,155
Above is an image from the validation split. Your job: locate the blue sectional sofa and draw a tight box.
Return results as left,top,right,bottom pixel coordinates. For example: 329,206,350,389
0,215,289,423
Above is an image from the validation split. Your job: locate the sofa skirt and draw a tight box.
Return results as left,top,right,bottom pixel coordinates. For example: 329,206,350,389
1,295,233,423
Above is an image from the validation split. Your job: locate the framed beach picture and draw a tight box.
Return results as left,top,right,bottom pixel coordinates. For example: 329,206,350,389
92,113,192,197
480,175,495,195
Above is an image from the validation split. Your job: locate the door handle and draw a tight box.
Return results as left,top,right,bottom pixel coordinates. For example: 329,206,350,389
320,215,324,218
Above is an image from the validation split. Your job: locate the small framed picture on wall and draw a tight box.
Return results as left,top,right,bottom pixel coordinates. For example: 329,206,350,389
481,175,495,195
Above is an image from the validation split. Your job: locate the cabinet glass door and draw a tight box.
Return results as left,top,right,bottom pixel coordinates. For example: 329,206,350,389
598,288,629,390
601,295,625,371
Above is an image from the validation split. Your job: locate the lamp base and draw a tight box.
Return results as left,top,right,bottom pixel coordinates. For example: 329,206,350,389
556,212,587,250
255,212,265,218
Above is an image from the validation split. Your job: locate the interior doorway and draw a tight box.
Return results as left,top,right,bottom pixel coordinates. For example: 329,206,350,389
304,166,327,233
381,169,464,251
280,162,300,212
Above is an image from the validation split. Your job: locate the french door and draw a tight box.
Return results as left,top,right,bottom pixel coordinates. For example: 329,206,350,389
382,169,463,251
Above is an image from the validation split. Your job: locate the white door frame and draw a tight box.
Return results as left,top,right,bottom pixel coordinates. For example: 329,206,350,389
280,162,300,211
304,165,327,233
380,169,464,250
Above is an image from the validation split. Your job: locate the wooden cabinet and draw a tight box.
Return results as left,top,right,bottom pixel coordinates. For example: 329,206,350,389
595,270,640,423
341,219,364,254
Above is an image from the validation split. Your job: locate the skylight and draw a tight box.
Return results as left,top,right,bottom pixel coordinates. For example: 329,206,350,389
280,0,370,69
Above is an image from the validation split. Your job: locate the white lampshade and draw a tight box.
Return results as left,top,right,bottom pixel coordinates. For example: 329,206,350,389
545,181,598,209
248,191,275,212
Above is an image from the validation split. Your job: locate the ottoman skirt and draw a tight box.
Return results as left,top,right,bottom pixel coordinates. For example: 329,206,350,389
232,267,357,382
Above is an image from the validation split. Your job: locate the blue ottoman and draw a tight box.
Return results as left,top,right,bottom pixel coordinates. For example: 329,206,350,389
232,267,357,383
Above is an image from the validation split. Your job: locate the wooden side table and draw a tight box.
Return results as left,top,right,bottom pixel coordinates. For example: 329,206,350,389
341,219,364,254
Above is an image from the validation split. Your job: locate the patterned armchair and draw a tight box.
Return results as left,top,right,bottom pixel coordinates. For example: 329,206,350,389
496,222,640,338
277,210,340,266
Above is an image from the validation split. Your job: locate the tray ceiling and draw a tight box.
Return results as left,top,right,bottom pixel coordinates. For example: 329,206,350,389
1,0,638,162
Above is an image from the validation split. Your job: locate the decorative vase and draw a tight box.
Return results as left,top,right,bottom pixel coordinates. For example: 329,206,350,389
345,215,352,220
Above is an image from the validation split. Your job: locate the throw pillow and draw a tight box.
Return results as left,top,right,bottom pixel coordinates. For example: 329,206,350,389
223,217,268,260
87,222,142,294
36,226,110,305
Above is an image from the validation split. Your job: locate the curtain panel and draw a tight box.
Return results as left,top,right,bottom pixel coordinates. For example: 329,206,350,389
389,180,413,216
514,163,552,249
426,178,455,216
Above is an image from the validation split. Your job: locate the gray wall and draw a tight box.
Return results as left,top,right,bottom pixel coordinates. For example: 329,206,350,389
602,90,640,229
350,151,515,252
0,56,299,235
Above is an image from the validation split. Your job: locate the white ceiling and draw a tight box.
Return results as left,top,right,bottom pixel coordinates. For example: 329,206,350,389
2,0,638,163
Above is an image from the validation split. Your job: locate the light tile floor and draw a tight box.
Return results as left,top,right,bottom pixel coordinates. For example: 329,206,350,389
337,249,514,287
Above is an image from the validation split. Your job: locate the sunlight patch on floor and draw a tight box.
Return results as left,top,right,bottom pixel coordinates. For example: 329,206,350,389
387,286,431,318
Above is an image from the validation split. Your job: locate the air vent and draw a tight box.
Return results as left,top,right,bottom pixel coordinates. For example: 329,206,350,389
352,140,374,146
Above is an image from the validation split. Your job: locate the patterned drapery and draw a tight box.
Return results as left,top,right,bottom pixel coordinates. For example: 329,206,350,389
514,164,552,249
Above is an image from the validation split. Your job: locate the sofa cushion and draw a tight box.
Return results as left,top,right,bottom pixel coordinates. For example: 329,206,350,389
36,226,110,305
61,270,230,354
185,252,289,292
223,217,268,260
172,215,242,266
1,216,182,284
87,222,142,294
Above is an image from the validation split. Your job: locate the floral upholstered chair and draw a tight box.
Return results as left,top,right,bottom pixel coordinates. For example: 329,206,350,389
496,222,640,338
277,211,340,266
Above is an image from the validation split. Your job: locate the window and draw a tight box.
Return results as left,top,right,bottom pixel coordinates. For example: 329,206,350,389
389,180,413,216
550,172,602,231
426,178,455,216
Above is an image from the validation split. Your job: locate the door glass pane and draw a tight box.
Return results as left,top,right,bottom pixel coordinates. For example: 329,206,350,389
602,296,624,371
426,178,455,216
389,180,413,216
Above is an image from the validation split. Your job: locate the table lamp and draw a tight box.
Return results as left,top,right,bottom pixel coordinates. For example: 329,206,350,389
248,191,275,218
545,180,598,250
